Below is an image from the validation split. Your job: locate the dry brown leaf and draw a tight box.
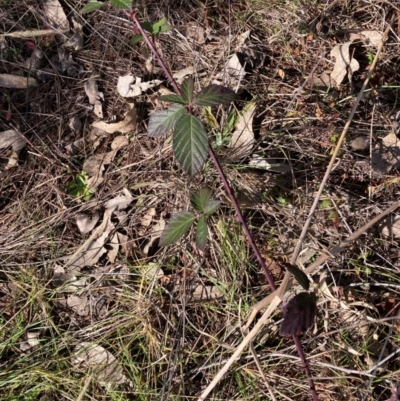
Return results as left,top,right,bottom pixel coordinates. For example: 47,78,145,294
228,103,256,160
76,213,100,235
173,66,196,84
44,0,69,30
143,217,165,255
26,49,43,70
64,32,84,51
92,107,137,134
108,233,119,263
225,54,246,86
371,132,400,174
350,30,383,47
0,130,27,151
84,77,104,119
330,41,359,86
379,215,400,239
104,189,134,212
83,151,114,178
72,343,132,387
68,116,82,132
0,74,37,89
117,75,162,97
192,285,223,300
186,22,206,45
141,208,156,227
66,210,114,271
117,232,129,255
111,136,129,150
20,332,40,351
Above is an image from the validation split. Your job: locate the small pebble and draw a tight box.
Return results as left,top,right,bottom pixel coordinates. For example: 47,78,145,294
350,136,369,150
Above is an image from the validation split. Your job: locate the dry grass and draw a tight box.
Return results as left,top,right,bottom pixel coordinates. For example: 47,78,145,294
1,0,400,400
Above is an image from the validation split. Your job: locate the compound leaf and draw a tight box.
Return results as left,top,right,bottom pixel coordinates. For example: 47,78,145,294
159,94,186,104
203,200,221,216
173,114,208,175
279,292,317,336
181,78,194,103
191,188,212,212
283,262,310,291
193,84,237,107
159,212,195,246
81,1,104,13
148,104,185,138
196,215,208,250
110,0,132,8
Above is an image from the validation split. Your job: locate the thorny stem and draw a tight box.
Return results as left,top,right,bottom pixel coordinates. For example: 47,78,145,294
127,10,318,400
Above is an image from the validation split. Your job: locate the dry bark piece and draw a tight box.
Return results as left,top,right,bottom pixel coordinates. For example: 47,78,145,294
92,107,137,134
0,74,38,89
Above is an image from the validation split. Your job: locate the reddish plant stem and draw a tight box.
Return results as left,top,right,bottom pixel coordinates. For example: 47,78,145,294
127,10,318,400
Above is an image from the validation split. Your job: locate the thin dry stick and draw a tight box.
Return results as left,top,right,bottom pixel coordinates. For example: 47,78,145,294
197,199,400,401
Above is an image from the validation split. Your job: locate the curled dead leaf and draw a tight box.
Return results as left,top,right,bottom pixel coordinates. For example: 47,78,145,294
92,107,137,134
84,77,104,119
330,41,359,86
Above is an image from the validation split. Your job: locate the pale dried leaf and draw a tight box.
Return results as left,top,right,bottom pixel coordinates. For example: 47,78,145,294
52,264,74,287
236,30,250,49
380,215,400,239
117,232,128,255
225,54,246,84
104,189,133,212
350,136,369,150
173,66,195,84
66,210,114,271
192,285,223,300
0,74,37,89
76,213,100,234
65,32,84,51
141,208,156,227
108,233,119,263
84,77,104,118
350,30,383,47
111,136,129,150
69,116,82,132
330,42,359,86
92,107,137,134
308,71,336,88
83,151,114,177
186,23,205,45
371,132,400,174
0,130,27,151
143,263,165,280
229,103,256,160
44,0,69,30
117,75,162,98
20,332,40,351
143,217,165,255
26,49,43,70
72,343,132,387
88,127,108,150
67,294,89,316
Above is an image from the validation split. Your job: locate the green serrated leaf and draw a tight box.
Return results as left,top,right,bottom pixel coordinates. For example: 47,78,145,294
191,188,212,212
110,0,132,8
173,114,209,175
159,212,195,246
181,78,194,103
203,200,220,216
193,85,237,107
81,1,104,13
196,215,208,250
131,34,143,44
159,94,186,104
140,21,153,33
152,17,172,34
148,104,185,138
283,262,310,291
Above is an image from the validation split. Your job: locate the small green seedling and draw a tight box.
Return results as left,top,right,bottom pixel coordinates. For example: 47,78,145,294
204,106,237,149
159,188,221,250
67,171,94,201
